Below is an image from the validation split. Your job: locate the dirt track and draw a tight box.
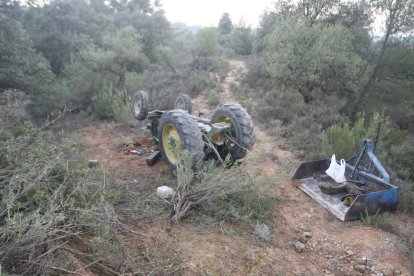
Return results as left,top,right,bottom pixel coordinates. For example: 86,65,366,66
73,60,413,275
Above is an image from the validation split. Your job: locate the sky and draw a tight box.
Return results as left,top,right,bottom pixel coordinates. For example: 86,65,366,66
161,0,274,27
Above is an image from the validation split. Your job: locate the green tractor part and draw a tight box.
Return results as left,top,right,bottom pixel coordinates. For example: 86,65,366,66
131,91,255,170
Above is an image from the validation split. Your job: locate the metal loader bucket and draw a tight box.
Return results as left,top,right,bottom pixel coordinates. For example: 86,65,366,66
292,156,399,221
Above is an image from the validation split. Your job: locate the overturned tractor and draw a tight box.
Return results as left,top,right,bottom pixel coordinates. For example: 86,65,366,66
131,91,255,169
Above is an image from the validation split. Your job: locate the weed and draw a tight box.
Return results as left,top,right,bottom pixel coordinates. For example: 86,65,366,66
0,111,121,275
217,58,230,81
208,92,221,107
360,209,393,230
93,83,130,122
233,89,248,106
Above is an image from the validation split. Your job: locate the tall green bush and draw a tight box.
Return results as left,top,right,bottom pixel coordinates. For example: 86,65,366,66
93,83,130,121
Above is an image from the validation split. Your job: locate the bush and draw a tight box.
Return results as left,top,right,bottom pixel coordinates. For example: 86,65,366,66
207,92,220,107
255,86,348,158
360,209,393,230
217,58,230,81
93,83,130,121
164,152,276,227
0,116,116,275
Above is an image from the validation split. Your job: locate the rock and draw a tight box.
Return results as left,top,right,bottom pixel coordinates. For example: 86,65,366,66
393,269,401,275
254,223,272,241
294,241,305,252
299,231,312,243
157,186,175,199
88,159,99,168
346,250,354,256
358,256,370,265
354,265,367,273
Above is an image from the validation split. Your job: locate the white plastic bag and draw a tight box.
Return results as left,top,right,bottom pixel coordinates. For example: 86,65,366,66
325,154,347,183
157,186,175,199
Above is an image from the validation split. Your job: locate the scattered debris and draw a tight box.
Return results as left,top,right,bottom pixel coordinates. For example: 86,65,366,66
146,150,161,166
123,148,148,155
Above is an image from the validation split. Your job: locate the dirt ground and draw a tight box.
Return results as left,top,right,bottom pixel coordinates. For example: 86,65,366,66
69,60,413,275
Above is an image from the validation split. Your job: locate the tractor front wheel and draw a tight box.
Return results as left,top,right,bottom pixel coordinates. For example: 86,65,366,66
131,90,149,120
211,104,255,160
158,110,204,170
174,94,192,114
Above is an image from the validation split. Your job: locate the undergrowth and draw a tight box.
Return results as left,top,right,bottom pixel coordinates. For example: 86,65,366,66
360,209,393,230
0,110,119,274
167,152,276,230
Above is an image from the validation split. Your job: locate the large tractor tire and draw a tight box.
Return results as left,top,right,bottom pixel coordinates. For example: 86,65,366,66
211,104,255,160
131,90,149,120
174,94,192,114
158,110,204,170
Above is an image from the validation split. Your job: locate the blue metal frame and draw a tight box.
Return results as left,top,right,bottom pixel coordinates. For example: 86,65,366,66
347,139,390,183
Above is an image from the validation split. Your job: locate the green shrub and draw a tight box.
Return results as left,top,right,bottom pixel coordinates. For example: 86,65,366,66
167,152,276,227
62,60,103,109
217,58,230,81
125,71,143,93
255,86,348,158
0,119,115,275
321,113,383,159
207,92,221,107
93,83,130,121
360,209,393,230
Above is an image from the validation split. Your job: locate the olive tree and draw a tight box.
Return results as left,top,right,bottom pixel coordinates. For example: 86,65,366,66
263,18,367,103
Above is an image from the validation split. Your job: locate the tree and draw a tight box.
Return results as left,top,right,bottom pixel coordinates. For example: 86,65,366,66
361,0,414,99
0,13,54,93
263,18,366,103
81,26,149,86
195,27,219,57
218,12,232,35
22,0,103,74
229,25,253,55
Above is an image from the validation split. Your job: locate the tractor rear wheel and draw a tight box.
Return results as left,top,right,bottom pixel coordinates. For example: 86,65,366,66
131,90,149,120
174,94,192,114
158,110,204,170
211,104,255,160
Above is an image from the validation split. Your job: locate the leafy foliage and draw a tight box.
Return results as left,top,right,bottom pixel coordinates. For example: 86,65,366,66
93,83,130,121
195,27,219,57
228,26,253,55
0,13,54,93
218,12,233,35
263,18,367,103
